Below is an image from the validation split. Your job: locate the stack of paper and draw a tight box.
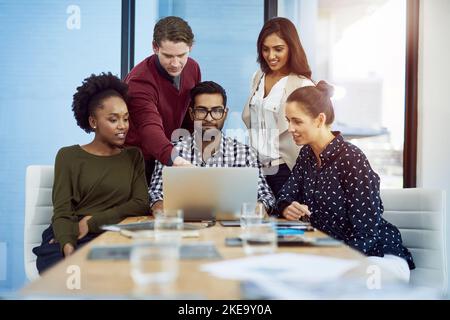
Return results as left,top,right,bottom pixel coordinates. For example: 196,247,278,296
201,253,360,283
201,253,363,298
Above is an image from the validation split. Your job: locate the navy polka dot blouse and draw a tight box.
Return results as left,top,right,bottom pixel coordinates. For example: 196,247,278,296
276,132,415,269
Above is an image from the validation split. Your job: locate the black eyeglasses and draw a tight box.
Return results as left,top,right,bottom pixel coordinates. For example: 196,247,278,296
191,106,227,120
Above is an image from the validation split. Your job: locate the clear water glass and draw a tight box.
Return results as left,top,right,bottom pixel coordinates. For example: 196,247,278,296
240,202,265,230
130,238,180,287
154,209,183,241
242,218,277,255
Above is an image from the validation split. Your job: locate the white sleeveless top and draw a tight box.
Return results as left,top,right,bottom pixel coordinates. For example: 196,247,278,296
249,75,289,161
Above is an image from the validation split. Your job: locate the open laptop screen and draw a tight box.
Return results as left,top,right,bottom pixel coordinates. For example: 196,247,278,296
163,167,259,221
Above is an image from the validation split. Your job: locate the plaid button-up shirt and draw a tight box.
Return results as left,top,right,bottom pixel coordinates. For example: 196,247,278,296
149,132,275,212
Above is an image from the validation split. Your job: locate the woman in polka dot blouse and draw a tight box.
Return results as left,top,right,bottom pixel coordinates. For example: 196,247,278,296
276,81,415,282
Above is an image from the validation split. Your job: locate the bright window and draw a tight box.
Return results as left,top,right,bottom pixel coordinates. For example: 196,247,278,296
279,0,407,188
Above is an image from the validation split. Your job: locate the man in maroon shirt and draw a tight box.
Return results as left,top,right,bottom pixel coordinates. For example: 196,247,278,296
125,16,201,183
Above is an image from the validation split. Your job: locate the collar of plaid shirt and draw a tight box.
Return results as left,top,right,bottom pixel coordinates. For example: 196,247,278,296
191,130,226,164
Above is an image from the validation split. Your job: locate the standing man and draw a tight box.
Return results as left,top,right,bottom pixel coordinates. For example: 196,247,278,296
125,16,201,183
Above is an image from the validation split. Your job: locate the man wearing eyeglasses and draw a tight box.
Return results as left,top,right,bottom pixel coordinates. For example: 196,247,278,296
149,81,275,214
124,16,201,185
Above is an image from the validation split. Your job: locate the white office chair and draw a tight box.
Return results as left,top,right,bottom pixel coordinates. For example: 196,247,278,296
381,188,448,294
24,165,54,281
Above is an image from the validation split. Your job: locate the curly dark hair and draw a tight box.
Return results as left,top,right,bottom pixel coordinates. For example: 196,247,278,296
72,72,128,133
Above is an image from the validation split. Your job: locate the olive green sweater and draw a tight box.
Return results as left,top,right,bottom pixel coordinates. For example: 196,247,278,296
51,145,149,251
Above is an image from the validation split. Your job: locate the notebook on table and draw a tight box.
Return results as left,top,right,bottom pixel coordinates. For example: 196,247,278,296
88,242,222,260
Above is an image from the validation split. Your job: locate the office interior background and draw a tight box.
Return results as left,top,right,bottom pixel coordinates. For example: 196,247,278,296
0,0,449,297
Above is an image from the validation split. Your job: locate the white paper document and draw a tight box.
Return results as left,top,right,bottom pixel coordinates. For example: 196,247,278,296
201,253,360,283
201,253,362,299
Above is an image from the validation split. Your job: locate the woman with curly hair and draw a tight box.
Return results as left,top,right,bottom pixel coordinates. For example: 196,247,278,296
33,73,150,273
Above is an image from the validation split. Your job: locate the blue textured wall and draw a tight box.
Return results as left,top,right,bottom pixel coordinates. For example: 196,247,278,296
0,0,121,293
0,0,262,294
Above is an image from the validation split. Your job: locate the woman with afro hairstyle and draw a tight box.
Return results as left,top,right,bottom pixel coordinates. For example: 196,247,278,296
33,73,150,273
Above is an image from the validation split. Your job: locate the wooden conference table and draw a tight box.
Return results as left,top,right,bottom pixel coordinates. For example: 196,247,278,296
22,216,371,299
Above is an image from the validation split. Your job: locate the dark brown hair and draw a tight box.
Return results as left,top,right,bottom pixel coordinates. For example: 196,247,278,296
153,16,194,46
257,17,312,78
287,81,335,125
190,81,227,108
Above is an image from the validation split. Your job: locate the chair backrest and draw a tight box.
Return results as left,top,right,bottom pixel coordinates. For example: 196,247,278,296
381,188,447,294
24,165,54,281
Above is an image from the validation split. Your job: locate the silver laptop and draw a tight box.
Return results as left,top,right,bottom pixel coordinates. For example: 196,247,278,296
162,167,259,221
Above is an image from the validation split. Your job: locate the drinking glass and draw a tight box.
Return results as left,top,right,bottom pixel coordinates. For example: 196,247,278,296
130,237,180,288
242,218,277,255
154,209,184,241
240,202,265,230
